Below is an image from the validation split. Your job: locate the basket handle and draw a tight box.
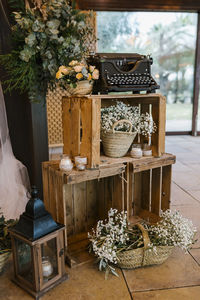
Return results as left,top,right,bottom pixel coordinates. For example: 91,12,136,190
112,119,133,133
136,223,151,250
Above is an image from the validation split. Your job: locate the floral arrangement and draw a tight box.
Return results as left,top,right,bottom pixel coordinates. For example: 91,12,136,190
0,0,94,102
139,112,157,139
56,60,99,88
88,208,197,278
101,101,156,138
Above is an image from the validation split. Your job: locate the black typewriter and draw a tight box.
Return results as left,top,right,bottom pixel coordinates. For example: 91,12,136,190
88,53,159,94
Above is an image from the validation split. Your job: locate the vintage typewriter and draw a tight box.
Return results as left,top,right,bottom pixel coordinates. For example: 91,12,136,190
88,53,159,94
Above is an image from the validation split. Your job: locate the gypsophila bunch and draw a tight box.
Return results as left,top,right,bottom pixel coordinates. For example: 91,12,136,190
88,208,197,278
146,210,197,252
139,112,157,138
88,208,145,278
101,101,141,133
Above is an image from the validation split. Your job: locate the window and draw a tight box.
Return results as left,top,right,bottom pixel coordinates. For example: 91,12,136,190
97,12,197,132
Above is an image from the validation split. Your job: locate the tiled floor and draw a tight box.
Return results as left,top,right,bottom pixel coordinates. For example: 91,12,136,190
1,136,200,300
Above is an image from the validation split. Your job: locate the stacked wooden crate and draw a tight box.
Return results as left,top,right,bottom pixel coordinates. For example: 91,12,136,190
42,93,176,265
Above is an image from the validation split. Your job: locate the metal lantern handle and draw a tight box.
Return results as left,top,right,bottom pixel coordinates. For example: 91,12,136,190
112,119,133,133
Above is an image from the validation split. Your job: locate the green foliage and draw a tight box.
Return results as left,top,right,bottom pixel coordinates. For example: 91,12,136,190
0,212,17,254
0,0,93,102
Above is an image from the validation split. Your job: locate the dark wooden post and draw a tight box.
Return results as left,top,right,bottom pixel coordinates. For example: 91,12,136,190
192,13,200,136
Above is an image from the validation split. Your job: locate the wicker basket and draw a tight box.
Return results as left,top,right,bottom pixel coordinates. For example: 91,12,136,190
0,252,10,273
67,80,93,95
117,223,173,269
101,119,137,158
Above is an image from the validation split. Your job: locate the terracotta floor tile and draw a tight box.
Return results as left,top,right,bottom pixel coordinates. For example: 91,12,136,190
189,248,200,265
0,260,131,300
132,286,200,300
122,248,200,292
172,171,200,191
171,182,200,206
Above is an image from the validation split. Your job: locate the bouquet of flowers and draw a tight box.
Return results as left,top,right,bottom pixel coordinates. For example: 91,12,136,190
88,208,197,278
56,60,99,89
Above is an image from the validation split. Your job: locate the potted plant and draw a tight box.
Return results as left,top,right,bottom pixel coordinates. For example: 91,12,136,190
0,212,16,273
88,208,197,278
0,0,94,102
55,61,99,95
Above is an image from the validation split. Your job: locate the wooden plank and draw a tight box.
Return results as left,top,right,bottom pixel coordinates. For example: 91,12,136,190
133,172,142,215
141,170,151,211
151,95,166,157
132,154,176,173
42,162,50,211
104,176,113,217
97,178,105,220
86,180,98,229
151,167,162,216
124,163,130,215
48,166,58,220
62,97,71,155
80,98,92,167
70,98,81,157
64,184,74,237
77,0,200,11
55,171,67,247
91,97,101,168
161,165,172,211
192,13,200,136
112,175,124,211
65,163,126,184
73,182,87,234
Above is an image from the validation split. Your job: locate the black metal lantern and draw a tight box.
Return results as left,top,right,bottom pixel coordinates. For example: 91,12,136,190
9,187,68,300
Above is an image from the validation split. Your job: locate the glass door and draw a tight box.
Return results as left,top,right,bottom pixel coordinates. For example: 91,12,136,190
97,12,198,132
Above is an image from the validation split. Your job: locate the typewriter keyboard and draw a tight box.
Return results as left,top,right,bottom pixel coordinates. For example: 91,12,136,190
107,73,155,86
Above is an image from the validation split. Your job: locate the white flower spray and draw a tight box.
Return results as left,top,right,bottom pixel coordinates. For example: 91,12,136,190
88,208,197,278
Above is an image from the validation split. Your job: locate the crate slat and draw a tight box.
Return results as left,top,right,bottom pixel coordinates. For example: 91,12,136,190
161,165,172,210
151,167,162,215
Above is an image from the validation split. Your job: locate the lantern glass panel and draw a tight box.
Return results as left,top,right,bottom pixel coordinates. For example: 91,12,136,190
15,238,33,284
41,237,58,283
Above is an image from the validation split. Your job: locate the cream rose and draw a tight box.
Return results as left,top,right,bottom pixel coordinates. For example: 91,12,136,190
69,60,78,66
74,65,84,73
92,69,99,80
89,65,95,72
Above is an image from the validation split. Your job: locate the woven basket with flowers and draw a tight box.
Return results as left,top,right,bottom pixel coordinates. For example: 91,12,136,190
88,208,197,278
56,60,99,95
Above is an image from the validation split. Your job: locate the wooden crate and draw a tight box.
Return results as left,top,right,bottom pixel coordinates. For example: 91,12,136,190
128,154,176,223
42,159,126,248
62,96,101,169
42,153,175,243
62,94,166,169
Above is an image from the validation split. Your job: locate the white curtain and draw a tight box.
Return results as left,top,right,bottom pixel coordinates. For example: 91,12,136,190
0,83,30,220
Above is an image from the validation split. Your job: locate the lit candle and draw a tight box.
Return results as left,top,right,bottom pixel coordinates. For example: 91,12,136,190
42,257,53,278
59,155,73,172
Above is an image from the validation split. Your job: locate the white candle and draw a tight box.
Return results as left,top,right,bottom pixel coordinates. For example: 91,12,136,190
42,258,53,278
130,148,142,158
75,156,87,165
143,149,152,156
59,156,73,172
